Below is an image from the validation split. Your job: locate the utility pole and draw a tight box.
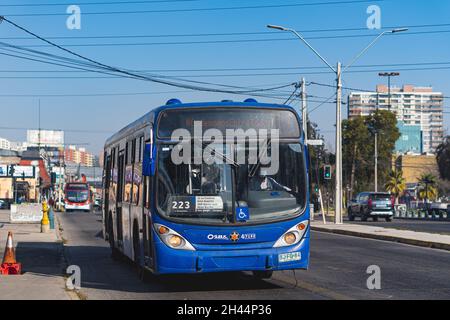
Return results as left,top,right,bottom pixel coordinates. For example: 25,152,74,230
376,72,399,192
301,78,307,140
335,62,343,223
374,132,378,192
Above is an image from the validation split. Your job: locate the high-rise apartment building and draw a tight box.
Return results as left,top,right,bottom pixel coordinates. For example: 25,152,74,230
348,85,444,154
64,145,95,167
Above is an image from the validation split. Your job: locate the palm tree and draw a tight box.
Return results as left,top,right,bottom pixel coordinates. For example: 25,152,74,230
417,173,438,207
384,169,406,204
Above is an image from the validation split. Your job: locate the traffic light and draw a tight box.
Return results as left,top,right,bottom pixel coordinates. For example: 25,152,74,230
314,185,319,193
324,165,332,180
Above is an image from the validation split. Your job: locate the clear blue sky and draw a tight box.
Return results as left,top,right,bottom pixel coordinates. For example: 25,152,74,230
0,0,449,155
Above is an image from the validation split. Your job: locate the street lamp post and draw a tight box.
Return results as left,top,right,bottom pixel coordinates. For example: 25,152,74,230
267,24,407,224
375,72,400,192
379,72,400,111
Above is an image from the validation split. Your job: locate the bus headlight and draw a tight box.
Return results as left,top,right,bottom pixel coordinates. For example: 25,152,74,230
273,220,309,248
154,223,195,251
168,235,183,247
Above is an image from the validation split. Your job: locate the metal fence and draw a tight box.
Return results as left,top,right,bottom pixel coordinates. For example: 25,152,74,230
394,204,450,221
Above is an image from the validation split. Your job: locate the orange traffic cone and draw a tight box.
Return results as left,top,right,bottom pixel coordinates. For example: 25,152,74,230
1,232,22,275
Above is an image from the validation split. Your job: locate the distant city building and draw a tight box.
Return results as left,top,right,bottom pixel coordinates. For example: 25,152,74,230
395,121,422,154
392,154,439,184
348,85,445,154
0,138,28,152
64,145,95,167
0,137,11,150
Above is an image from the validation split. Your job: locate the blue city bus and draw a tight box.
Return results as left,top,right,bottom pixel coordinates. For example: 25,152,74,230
102,99,310,279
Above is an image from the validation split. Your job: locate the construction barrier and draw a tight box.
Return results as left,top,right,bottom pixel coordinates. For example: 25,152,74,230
1,231,22,275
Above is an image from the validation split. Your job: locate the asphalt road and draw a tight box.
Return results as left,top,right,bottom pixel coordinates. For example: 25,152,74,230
346,218,450,235
58,211,450,300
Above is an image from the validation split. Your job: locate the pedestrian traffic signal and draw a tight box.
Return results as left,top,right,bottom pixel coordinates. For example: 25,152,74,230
324,165,332,180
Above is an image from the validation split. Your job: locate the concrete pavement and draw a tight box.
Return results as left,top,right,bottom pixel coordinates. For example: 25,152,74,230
348,219,450,236
311,220,450,251
0,209,74,300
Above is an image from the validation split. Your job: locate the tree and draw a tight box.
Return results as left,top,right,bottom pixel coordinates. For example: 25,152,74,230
343,110,400,197
417,173,438,204
384,169,406,204
436,136,450,180
342,116,371,198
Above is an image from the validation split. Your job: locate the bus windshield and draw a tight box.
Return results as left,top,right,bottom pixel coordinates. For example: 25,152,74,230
65,184,89,203
156,143,306,225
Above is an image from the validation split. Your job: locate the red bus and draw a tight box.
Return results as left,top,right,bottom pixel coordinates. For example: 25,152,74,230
64,183,92,212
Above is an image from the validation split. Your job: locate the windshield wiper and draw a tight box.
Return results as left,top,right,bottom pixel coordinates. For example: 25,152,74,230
249,138,271,177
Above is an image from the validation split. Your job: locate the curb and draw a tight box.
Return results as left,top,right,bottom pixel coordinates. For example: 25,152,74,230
55,213,82,301
311,226,450,252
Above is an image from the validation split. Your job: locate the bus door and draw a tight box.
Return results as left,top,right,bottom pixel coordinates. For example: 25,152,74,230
116,151,125,245
142,174,153,267
103,154,112,236
142,137,154,268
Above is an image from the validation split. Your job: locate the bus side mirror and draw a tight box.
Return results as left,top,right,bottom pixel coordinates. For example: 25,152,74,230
143,143,156,176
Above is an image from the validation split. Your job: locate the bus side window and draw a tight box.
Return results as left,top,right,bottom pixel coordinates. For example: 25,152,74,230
131,139,136,164
138,136,144,163
144,176,151,209
143,139,151,209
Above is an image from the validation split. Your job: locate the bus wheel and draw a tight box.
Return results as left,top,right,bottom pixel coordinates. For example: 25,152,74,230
133,224,144,279
252,270,273,280
109,217,120,261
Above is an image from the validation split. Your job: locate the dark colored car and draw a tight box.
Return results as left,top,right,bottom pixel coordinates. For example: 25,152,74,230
348,192,394,222
0,200,8,209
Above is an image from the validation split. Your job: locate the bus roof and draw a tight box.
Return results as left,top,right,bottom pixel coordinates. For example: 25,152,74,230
104,100,299,147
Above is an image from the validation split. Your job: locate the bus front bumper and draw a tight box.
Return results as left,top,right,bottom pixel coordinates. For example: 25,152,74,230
65,203,91,211
154,237,309,274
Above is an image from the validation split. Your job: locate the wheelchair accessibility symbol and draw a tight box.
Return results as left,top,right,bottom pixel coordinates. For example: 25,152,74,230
236,207,249,221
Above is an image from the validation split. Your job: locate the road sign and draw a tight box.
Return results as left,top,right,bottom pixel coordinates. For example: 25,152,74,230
236,207,250,222
306,139,324,146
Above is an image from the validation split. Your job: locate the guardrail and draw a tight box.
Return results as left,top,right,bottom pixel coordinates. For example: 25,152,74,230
394,204,450,221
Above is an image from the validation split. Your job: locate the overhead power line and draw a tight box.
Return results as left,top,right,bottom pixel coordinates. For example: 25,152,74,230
1,0,382,17
0,18,298,100
0,126,113,134
6,30,450,48
0,0,203,7
3,22,449,41
2,61,450,73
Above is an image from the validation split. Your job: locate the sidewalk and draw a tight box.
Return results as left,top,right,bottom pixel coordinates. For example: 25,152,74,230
0,209,74,300
311,220,450,251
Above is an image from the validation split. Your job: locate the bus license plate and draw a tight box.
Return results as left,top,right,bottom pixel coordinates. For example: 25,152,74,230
278,252,301,263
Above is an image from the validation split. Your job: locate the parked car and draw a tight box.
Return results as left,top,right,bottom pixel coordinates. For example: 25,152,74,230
94,198,102,211
348,192,394,222
0,200,8,209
